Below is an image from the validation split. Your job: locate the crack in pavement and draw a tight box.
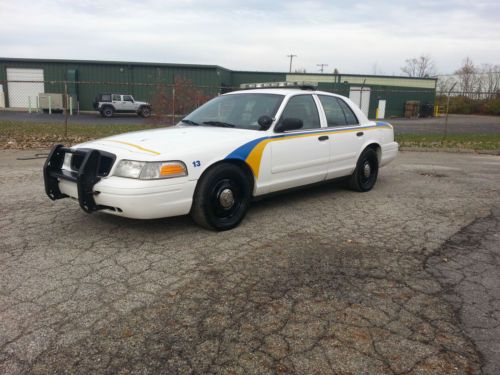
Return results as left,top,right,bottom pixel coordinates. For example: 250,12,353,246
426,204,500,375
0,150,499,374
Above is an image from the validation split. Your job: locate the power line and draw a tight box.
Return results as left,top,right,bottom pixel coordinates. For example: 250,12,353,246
317,64,328,73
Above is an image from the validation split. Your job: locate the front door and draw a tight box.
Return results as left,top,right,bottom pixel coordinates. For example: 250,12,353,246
121,95,136,112
267,94,329,193
112,94,125,111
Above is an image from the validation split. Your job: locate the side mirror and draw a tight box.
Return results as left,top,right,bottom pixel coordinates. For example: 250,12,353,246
275,117,303,132
257,115,273,130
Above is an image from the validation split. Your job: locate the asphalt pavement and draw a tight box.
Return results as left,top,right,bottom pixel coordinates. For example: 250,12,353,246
1,150,499,374
1,110,500,134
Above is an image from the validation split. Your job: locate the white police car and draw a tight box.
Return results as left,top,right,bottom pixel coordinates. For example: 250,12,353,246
44,82,398,230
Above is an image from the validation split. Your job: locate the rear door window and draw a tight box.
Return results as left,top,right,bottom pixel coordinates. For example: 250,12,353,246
318,95,347,126
336,98,359,125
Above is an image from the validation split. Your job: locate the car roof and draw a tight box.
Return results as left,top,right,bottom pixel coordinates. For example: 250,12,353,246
225,88,342,97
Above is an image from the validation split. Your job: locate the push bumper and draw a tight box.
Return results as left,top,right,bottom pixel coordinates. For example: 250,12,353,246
43,144,112,213
43,145,196,219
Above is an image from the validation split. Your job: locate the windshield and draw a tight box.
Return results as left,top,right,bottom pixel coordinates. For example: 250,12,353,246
181,93,284,130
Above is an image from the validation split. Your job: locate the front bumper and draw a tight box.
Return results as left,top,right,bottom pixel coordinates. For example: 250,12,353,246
43,145,196,219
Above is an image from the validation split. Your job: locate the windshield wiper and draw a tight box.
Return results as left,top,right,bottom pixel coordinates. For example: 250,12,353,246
202,121,235,128
180,119,199,125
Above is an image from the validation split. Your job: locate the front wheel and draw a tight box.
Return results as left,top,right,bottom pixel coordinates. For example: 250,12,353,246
191,164,252,231
349,148,379,192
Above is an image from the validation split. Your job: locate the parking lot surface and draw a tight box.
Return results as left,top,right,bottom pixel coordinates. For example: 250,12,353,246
1,111,500,135
0,150,499,374
391,114,500,135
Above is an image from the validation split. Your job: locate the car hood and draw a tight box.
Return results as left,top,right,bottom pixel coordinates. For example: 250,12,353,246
76,125,263,160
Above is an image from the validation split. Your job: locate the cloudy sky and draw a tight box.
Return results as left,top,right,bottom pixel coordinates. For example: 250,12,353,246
1,0,499,75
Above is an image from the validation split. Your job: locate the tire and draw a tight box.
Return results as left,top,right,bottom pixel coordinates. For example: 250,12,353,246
348,148,379,192
139,106,151,118
101,106,114,118
191,163,252,231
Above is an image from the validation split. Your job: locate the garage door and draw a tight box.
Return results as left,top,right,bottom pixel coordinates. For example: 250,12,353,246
349,87,370,117
6,68,45,108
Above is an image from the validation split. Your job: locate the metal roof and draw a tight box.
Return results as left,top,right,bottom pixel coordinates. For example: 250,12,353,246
0,57,437,82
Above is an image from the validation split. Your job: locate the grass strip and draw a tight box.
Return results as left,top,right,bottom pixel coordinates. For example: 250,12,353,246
1,120,499,151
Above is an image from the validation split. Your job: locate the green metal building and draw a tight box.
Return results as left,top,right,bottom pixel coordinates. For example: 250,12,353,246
0,57,436,118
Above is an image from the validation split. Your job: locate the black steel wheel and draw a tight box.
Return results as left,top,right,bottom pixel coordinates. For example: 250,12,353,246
101,106,114,118
349,148,379,192
191,163,252,231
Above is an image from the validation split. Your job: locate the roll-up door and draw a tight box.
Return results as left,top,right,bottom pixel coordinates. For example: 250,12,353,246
6,68,45,108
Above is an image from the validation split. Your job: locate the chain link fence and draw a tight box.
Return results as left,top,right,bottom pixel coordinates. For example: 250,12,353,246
0,79,441,122
0,79,225,127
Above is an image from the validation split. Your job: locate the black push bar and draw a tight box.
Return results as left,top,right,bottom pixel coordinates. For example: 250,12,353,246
43,144,114,213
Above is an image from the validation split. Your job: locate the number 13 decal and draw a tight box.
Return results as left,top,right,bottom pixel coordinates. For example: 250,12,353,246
192,160,201,167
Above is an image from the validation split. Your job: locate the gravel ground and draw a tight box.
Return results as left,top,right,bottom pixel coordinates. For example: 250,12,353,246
0,150,499,374
1,111,499,134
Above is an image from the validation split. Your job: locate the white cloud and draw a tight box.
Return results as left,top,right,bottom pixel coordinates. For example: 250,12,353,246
0,0,499,74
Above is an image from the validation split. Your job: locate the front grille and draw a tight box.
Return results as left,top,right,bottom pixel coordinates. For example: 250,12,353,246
71,150,115,177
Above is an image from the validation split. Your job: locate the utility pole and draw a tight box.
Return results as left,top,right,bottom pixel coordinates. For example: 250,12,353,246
444,82,457,138
287,54,297,73
317,64,328,73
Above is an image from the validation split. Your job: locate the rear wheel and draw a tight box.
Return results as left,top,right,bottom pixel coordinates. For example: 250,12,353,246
101,106,114,118
349,148,379,192
191,163,252,231
139,106,151,118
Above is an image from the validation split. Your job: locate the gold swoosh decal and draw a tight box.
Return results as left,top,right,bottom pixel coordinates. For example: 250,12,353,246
102,140,161,155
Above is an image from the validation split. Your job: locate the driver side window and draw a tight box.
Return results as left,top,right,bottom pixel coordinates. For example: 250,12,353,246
280,95,320,130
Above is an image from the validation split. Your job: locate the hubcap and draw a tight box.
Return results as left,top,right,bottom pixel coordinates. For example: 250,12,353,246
219,188,235,209
363,162,371,178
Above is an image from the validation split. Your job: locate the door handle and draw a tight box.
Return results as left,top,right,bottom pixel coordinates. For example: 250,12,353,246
356,132,364,137
318,135,329,141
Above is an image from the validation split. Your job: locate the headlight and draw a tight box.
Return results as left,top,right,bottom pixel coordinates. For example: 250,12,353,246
114,160,188,180
62,153,72,170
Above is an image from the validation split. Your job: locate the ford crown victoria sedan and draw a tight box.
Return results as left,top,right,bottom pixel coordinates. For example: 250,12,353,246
44,82,398,230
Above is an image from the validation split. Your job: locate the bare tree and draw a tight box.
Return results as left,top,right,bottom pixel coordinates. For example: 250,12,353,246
479,63,500,99
455,57,478,97
401,55,436,78
437,76,457,96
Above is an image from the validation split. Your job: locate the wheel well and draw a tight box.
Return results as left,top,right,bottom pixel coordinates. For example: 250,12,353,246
365,143,381,163
101,105,113,111
200,159,255,193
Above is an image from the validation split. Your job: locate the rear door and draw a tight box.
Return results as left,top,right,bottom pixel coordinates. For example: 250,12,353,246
266,94,330,193
317,95,365,178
